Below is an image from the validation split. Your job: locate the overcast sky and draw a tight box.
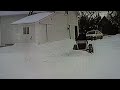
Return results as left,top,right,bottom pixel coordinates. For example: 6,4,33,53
0,11,109,17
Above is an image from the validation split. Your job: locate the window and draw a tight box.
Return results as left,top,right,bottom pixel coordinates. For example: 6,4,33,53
96,31,99,34
87,31,95,34
23,27,26,34
23,27,29,34
26,27,29,34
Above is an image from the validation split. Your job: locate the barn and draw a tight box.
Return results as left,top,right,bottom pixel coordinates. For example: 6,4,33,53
11,11,79,45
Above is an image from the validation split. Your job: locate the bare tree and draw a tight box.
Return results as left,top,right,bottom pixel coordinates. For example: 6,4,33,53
78,11,101,32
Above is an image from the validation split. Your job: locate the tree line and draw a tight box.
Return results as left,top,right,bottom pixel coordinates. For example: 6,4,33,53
78,11,120,35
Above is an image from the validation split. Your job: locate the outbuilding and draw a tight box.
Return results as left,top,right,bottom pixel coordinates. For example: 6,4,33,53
11,11,79,44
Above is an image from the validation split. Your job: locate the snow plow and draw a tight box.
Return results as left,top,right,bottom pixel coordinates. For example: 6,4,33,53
73,31,94,53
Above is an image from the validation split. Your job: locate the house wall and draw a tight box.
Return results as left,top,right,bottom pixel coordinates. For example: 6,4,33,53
43,12,69,42
35,22,47,44
35,11,78,44
11,11,78,44
0,31,1,46
12,23,35,43
0,14,27,45
67,11,79,40
0,17,1,46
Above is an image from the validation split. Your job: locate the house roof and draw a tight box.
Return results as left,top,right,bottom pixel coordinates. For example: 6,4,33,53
11,12,54,24
0,11,29,16
0,11,49,16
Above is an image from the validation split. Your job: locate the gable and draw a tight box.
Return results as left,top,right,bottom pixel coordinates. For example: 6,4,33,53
11,12,54,24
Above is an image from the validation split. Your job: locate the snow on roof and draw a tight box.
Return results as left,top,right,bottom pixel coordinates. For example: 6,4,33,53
11,12,53,24
0,11,53,16
0,11,29,16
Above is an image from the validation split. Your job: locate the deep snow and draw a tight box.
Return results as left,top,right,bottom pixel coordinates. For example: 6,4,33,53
0,35,120,79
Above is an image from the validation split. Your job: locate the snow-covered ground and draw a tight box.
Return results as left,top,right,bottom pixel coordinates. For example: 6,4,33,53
0,34,120,79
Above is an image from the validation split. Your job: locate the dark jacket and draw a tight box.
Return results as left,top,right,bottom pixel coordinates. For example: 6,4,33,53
76,33,87,41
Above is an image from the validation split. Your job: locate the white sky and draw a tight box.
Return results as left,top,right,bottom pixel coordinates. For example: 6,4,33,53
0,11,109,17
78,11,109,18
99,11,108,18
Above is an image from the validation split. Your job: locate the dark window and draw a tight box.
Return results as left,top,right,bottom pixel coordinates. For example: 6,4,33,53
75,26,77,30
26,27,29,34
23,27,29,34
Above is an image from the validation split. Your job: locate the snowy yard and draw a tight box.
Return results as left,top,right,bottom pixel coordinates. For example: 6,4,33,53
1,34,120,79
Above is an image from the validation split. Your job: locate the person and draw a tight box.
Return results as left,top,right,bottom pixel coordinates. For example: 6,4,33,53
76,32,87,41
76,32,88,49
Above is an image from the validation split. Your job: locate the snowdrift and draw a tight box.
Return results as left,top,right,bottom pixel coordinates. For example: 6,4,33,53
0,35,120,79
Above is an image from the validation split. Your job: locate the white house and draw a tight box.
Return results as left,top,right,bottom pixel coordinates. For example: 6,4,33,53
0,11,46,46
11,11,79,45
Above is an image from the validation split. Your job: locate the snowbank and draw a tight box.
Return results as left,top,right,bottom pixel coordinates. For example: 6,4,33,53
0,35,120,79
